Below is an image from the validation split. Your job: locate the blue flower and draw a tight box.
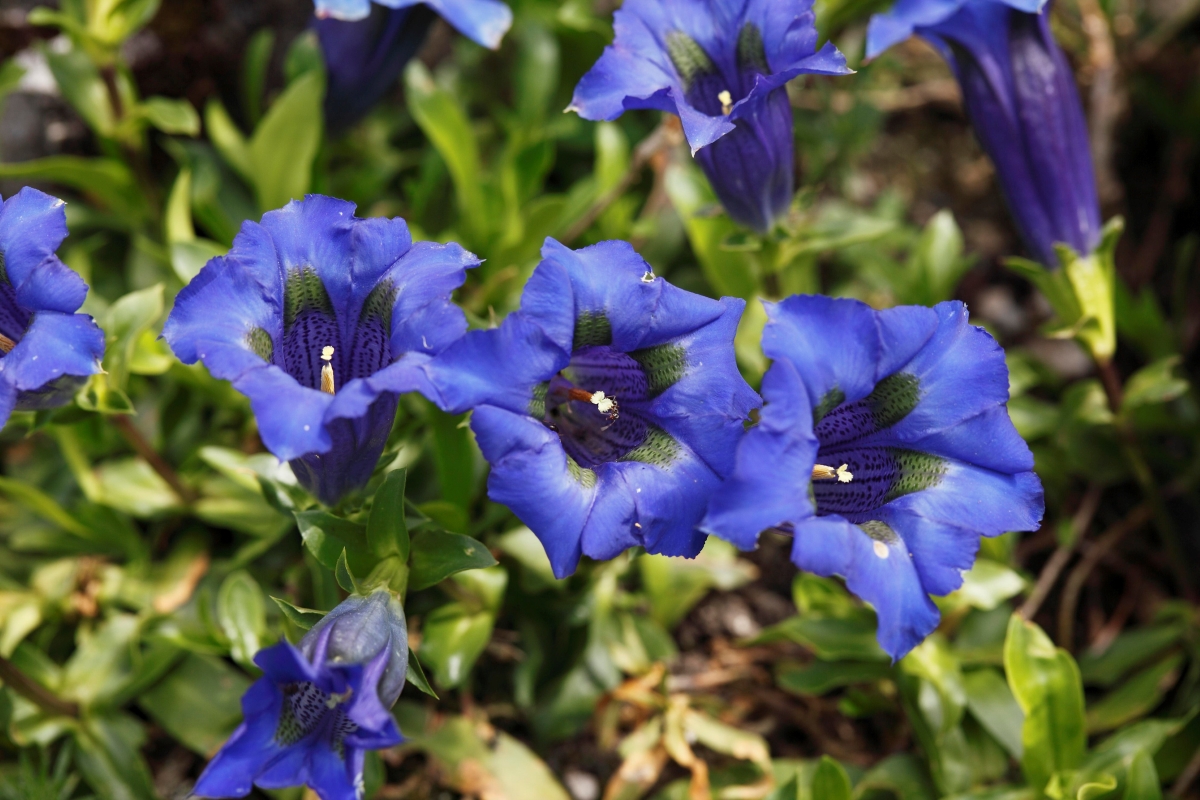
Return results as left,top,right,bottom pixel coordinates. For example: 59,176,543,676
163,195,479,506
422,238,760,578
315,0,511,130
866,0,1100,267
0,187,105,429
194,591,408,800
315,0,512,48
702,296,1043,660
568,0,851,233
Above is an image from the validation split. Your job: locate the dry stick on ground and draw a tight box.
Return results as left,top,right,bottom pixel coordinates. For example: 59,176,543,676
111,415,198,504
560,118,682,245
1056,503,1154,650
1076,0,1124,205
0,656,79,717
1173,744,1200,799
1018,484,1103,621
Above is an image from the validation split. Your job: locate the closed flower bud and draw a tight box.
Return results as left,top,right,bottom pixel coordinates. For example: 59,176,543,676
300,590,409,708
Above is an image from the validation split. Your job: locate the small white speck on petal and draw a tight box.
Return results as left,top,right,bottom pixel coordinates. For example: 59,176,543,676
873,540,889,559
303,425,310,431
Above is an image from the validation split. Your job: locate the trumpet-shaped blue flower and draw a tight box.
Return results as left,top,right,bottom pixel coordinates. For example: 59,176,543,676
0,187,105,429
422,238,760,577
195,591,408,800
866,0,1100,266
315,0,511,129
163,195,479,505
569,0,851,233
702,296,1043,660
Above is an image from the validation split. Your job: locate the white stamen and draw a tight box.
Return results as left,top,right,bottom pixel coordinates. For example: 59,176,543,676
812,463,854,483
320,346,336,394
836,464,854,483
873,540,889,559
718,90,733,115
590,390,615,414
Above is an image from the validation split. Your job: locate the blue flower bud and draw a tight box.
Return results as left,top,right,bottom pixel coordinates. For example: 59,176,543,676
300,590,409,707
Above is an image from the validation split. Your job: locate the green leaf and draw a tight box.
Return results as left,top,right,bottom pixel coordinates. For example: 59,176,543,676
405,61,487,239
1004,614,1086,791
170,238,226,283
418,567,507,688
405,647,438,699
775,659,891,696
241,28,275,126
947,559,1026,612
295,510,370,573
45,47,115,137
217,571,268,669
73,714,157,800
1123,750,1162,800
248,69,324,211
0,156,144,220
1120,356,1188,411
1084,652,1184,734
204,99,252,181
639,537,757,628
271,596,326,630
906,209,973,304
811,756,852,800
85,0,162,48
102,284,164,391
1079,625,1185,687
427,406,476,515
1073,773,1118,800
335,548,359,593
750,611,889,662
138,96,200,135
662,160,757,299
409,530,498,592
963,668,1024,759
367,469,409,560
137,654,251,756
852,754,937,800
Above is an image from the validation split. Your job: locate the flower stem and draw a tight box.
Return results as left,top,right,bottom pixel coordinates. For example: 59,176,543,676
0,656,78,718
111,415,198,505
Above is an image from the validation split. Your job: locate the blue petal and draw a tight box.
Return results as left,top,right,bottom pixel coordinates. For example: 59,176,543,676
384,240,478,357
416,0,512,48
884,459,1044,536
0,189,87,314
192,678,289,798
865,0,1045,57
648,297,761,475
227,357,336,461
0,381,17,435
316,0,373,20
304,743,359,800
791,515,940,661
701,358,818,549
423,315,567,415
903,405,1034,473
763,295,880,408
471,404,594,578
877,507,980,596
0,311,104,392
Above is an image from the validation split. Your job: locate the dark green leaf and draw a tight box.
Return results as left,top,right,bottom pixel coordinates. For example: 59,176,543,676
271,597,326,630
405,647,438,699
409,530,498,592
368,469,409,560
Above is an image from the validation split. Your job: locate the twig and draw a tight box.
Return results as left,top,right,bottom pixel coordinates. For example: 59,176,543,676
111,415,198,504
0,656,78,717
1056,503,1152,649
1086,567,1142,654
1128,139,1193,288
1096,359,1124,412
560,118,682,245
1018,484,1103,621
1171,744,1200,799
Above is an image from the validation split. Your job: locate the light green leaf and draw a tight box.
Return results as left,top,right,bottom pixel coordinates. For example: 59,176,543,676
1085,652,1184,734
1004,615,1086,791
93,457,180,518
216,571,267,669
963,668,1024,759
1121,356,1188,411
138,96,199,135
811,756,853,800
137,654,250,756
0,156,143,219
204,99,252,182
247,69,324,211
1123,750,1162,800
405,647,438,699
102,284,164,391
270,596,326,630
950,560,1026,612
367,469,409,560
73,713,156,800
776,659,891,696
639,537,757,628
1079,625,1184,687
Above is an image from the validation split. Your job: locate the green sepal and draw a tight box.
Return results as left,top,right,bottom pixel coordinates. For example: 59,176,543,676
367,469,410,561
405,648,438,699
271,597,326,631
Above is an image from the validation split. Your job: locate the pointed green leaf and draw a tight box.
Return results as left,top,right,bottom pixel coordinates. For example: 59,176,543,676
405,647,438,699
270,597,326,631
367,469,409,560
409,530,498,591
811,756,852,800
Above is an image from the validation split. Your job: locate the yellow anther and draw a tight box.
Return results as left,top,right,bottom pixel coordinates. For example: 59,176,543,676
320,346,336,394
812,463,854,483
718,90,733,115
0,333,14,354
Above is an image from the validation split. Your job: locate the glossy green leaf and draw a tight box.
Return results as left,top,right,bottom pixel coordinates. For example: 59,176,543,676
138,96,200,135
247,69,324,211
102,284,164,391
418,567,508,688
639,537,756,628
216,571,268,669
137,654,250,755
963,667,1024,759
775,659,891,696
270,596,326,630
295,510,370,573
367,469,409,560
1085,652,1184,734
811,756,852,800
1004,614,1086,791
1123,750,1162,800
405,647,438,699
409,529,498,592
1079,625,1184,687
751,611,889,662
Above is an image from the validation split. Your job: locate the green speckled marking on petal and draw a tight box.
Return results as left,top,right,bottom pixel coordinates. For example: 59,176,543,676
246,326,274,362
529,381,549,419
666,31,716,90
566,455,597,488
813,387,845,425
629,344,686,397
867,372,920,430
620,426,680,468
360,278,397,329
737,23,769,74
883,449,947,503
573,311,612,349
858,520,900,545
283,267,334,332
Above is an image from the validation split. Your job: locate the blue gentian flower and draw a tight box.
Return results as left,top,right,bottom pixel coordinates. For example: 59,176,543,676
422,238,760,578
568,0,852,233
0,187,105,429
163,195,479,505
194,591,408,800
315,0,512,130
702,296,1043,660
866,0,1100,267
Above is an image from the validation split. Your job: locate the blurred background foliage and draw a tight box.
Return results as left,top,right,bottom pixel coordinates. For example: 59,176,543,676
0,0,1198,798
